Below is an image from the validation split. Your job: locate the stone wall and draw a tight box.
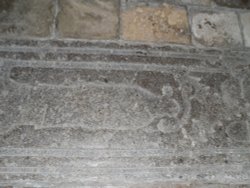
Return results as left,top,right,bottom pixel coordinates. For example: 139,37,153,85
0,0,249,47
0,1,250,187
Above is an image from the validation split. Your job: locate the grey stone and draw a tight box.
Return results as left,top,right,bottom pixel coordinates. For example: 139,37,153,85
226,121,250,142
130,184,250,188
191,10,243,47
4,67,180,132
0,39,250,187
1,65,249,149
240,12,250,47
0,0,54,38
181,0,212,5
214,0,250,9
57,0,119,39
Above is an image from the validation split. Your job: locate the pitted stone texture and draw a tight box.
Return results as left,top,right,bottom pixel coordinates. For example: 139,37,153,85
0,0,54,38
226,121,250,142
3,67,181,133
0,50,202,65
57,0,119,39
181,0,212,5
121,3,190,44
240,12,250,47
1,151,248,168
1,66,250,149
1,41,250,186
214,0,250,9
130,184,250,188
191,11,242,47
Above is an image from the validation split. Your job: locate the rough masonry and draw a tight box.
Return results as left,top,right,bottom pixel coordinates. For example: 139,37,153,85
0,0,250,47
0,0,250,187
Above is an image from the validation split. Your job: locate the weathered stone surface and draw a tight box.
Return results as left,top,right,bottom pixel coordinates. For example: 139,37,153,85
1,65,249,148
181,0,212,5
57,0,119,39
2,67,181,133
214,0,250,9
1,151,249,168
0,50,202,65
240,12,250,47
0,0,54,38
130,184,250,188
191,11,242,47
121,3,190,44
0,40,250,187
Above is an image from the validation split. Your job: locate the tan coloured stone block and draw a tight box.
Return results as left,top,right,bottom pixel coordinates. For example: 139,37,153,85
0,0,54,38
121,3,190,44
57,0,119,39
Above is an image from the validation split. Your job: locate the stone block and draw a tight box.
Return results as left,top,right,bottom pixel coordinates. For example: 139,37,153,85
0,0,54,38
181,0,212,6
191,10,243,47
121,2,190,44
240,12,250,47
214,0,250,9
0,41,250,186
1,65,249,149
57,0,119,39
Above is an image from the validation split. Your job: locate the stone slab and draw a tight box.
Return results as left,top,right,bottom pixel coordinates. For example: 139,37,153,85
130,184,250,188
214,0,250,9
0,0,54,38
0,40,250,187
180,0,212,5
121,2,190,44
1,65,250,148
240,12,250,47
57,0,119,39
2,152,249,168
191,10,243,47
